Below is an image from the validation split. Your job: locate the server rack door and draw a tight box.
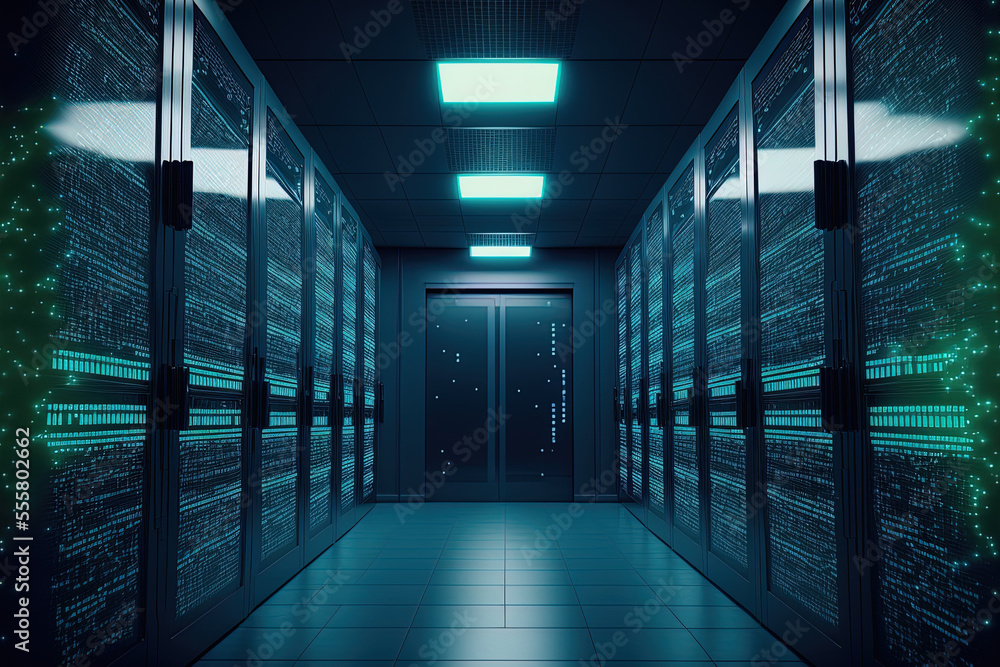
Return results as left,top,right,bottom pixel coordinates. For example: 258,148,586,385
424,295,500,501
615,258,630,500
337,207,361,531
7,0,166,663
644,202,669,535
667,149,705,566
702,85,758,611
747,2,852,663
360,237,379,505
499,294,574,502
252,108,306,602
161,2,256,661
304,168,338,559
627,236,646,520
842,1,1000,664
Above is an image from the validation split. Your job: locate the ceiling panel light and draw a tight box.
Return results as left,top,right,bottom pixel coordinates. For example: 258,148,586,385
458,174,544,198
437,61,560,103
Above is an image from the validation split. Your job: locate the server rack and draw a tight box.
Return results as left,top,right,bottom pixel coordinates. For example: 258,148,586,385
643,196,669,540
304,159,341,561
1,0,382,662
360,229,382,508
837,0,999,665
701,72,759,614
616,0,998,665
665,138,705,567
158,1,260,662
615,224,645,518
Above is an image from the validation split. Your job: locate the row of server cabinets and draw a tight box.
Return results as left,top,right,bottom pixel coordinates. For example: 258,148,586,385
615,1,997,666
2,1,381,665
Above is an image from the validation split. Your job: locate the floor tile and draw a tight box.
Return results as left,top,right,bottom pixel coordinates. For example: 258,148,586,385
397,628,597,661
505,585,580,605
504,570,573,586
242,604,340,628
202,626,321,661
323,584,426,605
323,605,417,627
299,627,408,661
568,569,647,586
429,570,506,586
421,585,505,605
357,569,432,585
505,605,588,628
581,605,683,629
688,627,802,662
411,604,506,627
575,585,660,606
587,627,711,662
670,605,761,629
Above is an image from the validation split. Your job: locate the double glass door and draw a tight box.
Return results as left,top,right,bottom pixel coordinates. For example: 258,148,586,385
425,293,573,501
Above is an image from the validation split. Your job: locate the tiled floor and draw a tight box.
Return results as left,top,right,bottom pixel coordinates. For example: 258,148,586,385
196,503,808,666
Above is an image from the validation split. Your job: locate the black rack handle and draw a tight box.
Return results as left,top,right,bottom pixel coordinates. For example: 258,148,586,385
377,381,385,423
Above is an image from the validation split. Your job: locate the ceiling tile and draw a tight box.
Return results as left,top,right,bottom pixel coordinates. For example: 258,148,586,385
381,231,425,247
603,126,677,173
576,236,614,247
538,218,584,232
291,61,375,125
683,60,744,126
415,215,465,231
259,62,315,125
420,231,468,248
571,0,660,58
657,126,702,175
644,0,741,60
343,174,407,200
462,216,535,234
329,0,427,59
223,2,280,60
593,174,650,200
556,61,638,125
623,60,714,125
355,61,442,126
381,126,451,174
585,199,632,223
255,2,345,59
320,126,395,174
719,0,787,60
535,231,579,248
552,126,615,174
298,126,340,175
401,174,459,200
409,199,462,216
540,199,591,220
357,200,413,219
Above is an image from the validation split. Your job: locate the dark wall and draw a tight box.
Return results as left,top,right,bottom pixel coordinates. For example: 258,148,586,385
376,247,619,503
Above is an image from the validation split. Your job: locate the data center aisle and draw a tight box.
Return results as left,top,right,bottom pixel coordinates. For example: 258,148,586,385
196,504,808,666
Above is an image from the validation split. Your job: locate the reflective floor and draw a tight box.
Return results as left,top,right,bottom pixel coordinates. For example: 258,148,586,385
196,503,807,666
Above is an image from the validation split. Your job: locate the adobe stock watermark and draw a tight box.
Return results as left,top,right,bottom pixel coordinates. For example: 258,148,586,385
406,609,477,666
511,116,627,232
672,0,752,73
395,409,511,522
383,78,502,192
339,0,408,62
581,577,681,667
546,0,585,28
750,619,810,666
6,0,76,55
242,569,351,666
